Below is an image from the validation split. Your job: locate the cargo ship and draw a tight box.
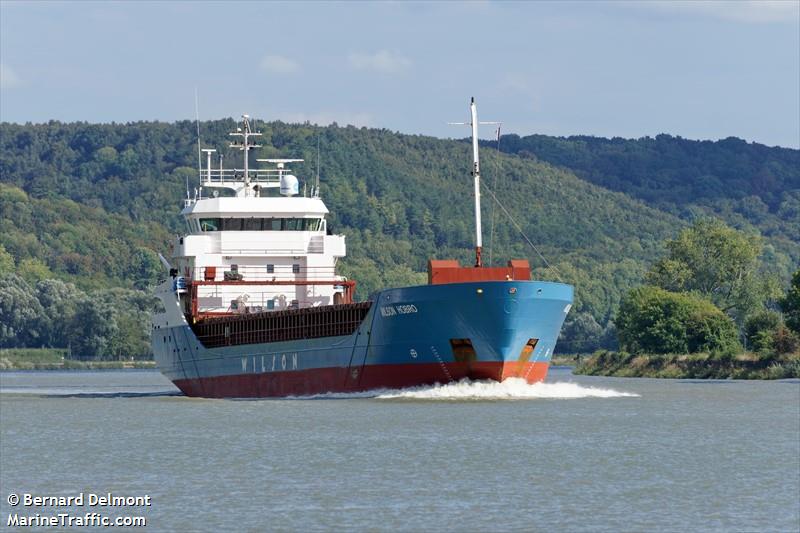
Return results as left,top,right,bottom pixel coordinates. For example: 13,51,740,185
152,100,573,398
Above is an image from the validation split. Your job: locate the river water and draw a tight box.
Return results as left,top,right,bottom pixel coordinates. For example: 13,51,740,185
1,368,798,532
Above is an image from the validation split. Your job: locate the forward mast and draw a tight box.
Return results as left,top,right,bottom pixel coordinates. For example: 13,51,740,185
450,98,500,267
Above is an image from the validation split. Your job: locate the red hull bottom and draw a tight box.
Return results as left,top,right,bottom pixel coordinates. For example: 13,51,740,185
172,361,550,398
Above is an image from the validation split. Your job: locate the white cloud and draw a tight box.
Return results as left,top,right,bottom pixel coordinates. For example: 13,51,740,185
275,111,374,128
259,55,300,74
348,50,412,74
0,64,21,89
645,1,799,23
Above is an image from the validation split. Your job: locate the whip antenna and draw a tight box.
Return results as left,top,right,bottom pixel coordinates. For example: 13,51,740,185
194,88,201,199
316,132,321,197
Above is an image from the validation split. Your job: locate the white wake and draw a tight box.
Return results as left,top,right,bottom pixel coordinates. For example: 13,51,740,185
291,378,639,401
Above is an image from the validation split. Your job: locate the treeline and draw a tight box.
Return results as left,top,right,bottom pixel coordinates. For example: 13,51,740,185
497,133,800,244
1,119,798,357
0,274,157,360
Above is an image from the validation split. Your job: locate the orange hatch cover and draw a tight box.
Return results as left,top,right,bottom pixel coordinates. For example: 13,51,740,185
428,259,531,285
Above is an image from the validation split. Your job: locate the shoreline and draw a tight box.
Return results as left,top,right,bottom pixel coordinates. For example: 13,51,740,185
0,360,157,371
5,352,798,379
0,355,156,371
573,350,799,380
0,348,156,370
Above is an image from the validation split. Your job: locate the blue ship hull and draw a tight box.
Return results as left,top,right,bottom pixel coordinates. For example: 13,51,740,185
152,280,573,398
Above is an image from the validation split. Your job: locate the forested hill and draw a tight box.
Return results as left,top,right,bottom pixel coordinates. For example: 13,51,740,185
1,119,798,353
495,133,799,248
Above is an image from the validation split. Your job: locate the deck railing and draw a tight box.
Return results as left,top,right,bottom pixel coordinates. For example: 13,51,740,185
187,265,342,283
199,168,282,185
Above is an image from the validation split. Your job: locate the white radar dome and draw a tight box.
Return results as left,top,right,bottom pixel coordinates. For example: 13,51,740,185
280,174,299,196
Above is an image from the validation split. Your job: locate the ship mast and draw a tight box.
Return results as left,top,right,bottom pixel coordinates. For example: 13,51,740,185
451,98,499,267
470,98,482,267
229,115,262,197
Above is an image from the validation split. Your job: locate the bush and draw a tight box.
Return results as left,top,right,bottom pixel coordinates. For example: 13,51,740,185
780,269,800,335
772,325,800,356
745,310,782,353
617,286,740,354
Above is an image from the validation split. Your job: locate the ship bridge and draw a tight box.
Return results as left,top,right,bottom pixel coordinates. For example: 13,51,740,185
169,115,351,317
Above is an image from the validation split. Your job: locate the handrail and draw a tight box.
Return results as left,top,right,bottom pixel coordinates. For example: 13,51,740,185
187,264,344,283
218,248,313,255
199,168,282,184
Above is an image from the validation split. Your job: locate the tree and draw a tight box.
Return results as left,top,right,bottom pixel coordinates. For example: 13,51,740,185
646,219,771,322
130,247,163,290
18,258,54,285
35,279,84,348
744,309,782,353
559,311,616,353
617,286,740,354
65,297,118,359
382,265,427,290
781,269,800,335
94,288,158,359
0,274,44,347
0,244,13,274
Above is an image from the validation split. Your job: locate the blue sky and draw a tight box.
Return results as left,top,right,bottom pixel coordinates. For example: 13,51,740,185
1,1,798,147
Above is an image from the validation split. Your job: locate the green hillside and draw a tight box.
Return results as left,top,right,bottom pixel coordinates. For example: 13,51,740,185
497,133,799,251
1,120,797,354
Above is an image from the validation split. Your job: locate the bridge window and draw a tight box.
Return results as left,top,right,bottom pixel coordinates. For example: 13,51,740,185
303,218,322,231
222,219,242,231
200,218,220,231
199,218,324,231
243,218,261,231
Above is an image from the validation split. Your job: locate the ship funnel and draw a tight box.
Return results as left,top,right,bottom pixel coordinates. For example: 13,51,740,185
280,174,299,196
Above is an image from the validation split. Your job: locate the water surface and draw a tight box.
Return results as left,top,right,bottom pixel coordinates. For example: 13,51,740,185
1,368,798,532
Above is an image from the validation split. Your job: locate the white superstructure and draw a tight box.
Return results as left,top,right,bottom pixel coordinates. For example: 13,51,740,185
171,115,350,317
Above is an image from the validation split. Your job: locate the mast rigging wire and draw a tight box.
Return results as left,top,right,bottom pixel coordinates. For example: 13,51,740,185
480,176,563,282
488,127,501,267
194,88,201,197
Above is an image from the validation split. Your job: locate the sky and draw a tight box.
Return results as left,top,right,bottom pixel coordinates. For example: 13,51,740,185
1,1,798,148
